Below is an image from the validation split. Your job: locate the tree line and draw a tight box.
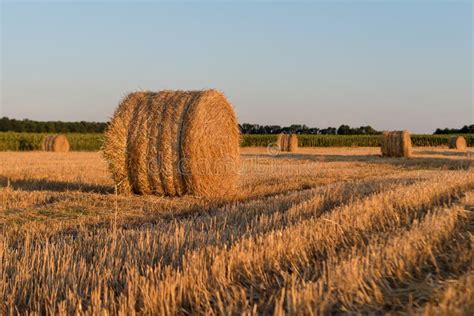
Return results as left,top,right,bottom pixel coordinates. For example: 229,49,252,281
0,117,107,133
0,117,472,135
238,124,380,135
434,125,474,135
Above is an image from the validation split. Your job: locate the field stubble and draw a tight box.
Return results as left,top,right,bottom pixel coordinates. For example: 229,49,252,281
0,147,473,315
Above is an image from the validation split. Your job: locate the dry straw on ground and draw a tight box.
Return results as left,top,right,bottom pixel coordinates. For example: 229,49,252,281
277,134,298,152
448,136,467,151
41,134,70,152
103,89,240,197
381,130,412,158
1,150,473,315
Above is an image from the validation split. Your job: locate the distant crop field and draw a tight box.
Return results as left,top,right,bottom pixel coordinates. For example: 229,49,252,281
1,147,473,314
1,132,472,151
0,132,103,151
242,134,474,147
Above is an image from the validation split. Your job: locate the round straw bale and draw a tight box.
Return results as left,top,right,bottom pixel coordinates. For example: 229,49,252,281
401,130,412,157
42,135,69,152
381,130,412,158
51,135,70,152
104,89,240,198
102,92,148,194
145,92,169,195
154,91,196,196
448,136,467,151
288,134,298,153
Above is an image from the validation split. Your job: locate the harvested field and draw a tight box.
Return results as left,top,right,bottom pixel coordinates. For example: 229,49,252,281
0,147,473,314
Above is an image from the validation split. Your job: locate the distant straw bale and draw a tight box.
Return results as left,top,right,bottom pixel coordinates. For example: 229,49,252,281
288,134,298,153
448,136,467,151
381,130,412,158
277,134,298,153
42,134,70,152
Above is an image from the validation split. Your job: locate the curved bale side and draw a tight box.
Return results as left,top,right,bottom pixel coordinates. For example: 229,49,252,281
41,135,55,151
288,134,299,153
103,89,240,198
381,130,412,158
282,134,288,151
448,136,467,151
277,134,298,152
380,131,389,156
102,92,148,194
280,134,288,152
276,134,284,151
126,95,153,195
42,135,70,152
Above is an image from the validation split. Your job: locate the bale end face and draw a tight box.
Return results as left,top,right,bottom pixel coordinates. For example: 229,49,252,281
448,136,467,151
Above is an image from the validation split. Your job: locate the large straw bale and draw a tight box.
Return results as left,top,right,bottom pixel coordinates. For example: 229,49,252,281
103,89,240,198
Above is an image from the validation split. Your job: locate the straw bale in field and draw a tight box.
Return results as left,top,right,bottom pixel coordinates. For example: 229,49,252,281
103,90,240,197
381,130,412,158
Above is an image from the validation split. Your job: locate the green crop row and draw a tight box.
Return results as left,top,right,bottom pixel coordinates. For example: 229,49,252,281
0,132,104,151
241,134,473,147
0,132,472,151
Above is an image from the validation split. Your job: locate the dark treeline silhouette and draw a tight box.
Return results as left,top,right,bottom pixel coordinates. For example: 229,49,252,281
0,117,107,133
434,125,474,135
0,117,472,135
239,124,381,135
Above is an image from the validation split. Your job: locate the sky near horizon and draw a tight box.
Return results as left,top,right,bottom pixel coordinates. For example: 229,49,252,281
0,1,472,134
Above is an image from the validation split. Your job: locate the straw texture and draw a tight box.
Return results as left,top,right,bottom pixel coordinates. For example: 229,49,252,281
381,130,412,158
103,89,240,197
42,135,70,152
448,136,467,151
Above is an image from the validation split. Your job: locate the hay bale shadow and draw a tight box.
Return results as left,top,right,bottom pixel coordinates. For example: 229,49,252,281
416,150,470,157
0,176,113,194
243,152,472,171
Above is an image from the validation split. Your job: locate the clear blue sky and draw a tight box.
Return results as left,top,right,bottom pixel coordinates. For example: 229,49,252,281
1,1,472,133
